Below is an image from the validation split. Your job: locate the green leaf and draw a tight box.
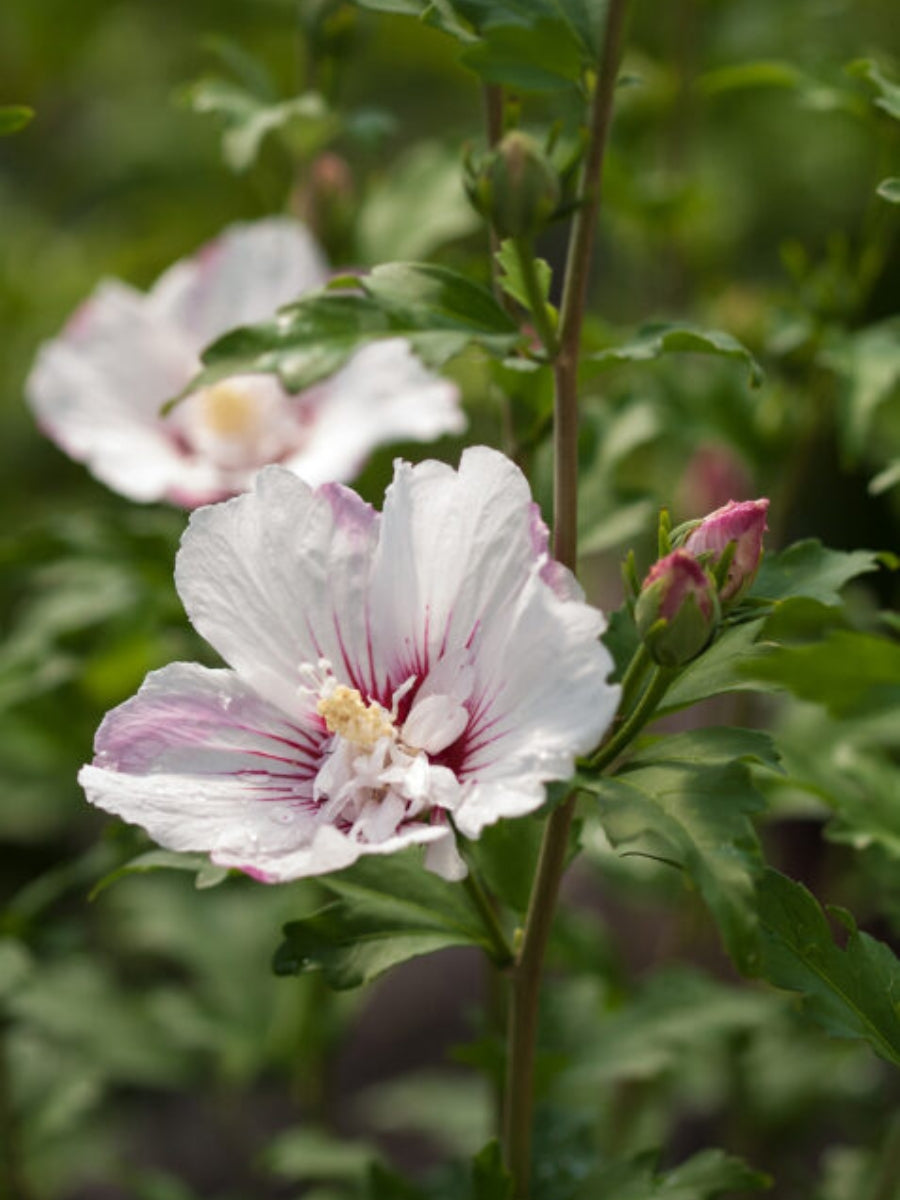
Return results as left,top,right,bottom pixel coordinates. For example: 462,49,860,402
700,59,861,115
262,1127,377,1183
580,1148,769,1199
565,967,774,1089
194,262,519,396
741,629,900,717
870,459,900,494
354,1070,491,1156
473,813,544,914
589,323,763,387
472,1141,514,1200
752,540,884,603
89,850,230,899
659,617,767,713
699,59,805,95
848,58,900,121
756,869,900,1066
587,756,767,972
358,142,481,262
180,78,333,170
877,177,900,204
822,320,900,456
495,239,554,316
460,19,586,91
0,938,33,1003
628,726,781,772
274,850,493,989
352,0,601,89
0,105,34,135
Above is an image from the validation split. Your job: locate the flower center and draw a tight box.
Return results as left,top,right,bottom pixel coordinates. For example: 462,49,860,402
316,685,395,750
173,373,303,471
199,382,262,439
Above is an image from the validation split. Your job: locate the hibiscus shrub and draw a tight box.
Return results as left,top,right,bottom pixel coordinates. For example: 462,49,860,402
3,1,900,1199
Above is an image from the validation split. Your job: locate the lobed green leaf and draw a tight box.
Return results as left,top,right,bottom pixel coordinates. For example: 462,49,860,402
192,262,520,397
351,0,603,89
756,869,900,1066
586,753,768,973
579,1148,769,1199
274,850,494,989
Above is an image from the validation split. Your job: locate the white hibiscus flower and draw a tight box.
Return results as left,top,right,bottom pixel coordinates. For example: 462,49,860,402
79,447,619,881
26,218,464,505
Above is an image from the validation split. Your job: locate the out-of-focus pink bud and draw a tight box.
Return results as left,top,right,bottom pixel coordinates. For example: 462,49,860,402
683,498,769,603
635,550,720,667
675,442,754,521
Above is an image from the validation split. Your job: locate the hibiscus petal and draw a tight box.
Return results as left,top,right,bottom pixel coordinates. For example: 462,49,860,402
175,467,383,719
370,446,550,682
80,662,447,883
148,217,328,352
25,281,206,502
281,339,465,487
452,569,618,837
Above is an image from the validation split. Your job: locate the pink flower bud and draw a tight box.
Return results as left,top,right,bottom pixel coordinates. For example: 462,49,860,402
635,550,720,667
683,498,769,603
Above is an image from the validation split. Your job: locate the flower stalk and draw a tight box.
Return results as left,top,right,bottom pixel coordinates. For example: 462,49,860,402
501,2,630,1195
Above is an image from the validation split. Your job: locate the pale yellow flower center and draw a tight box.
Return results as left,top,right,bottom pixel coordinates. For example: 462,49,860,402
317,685,395,750
200,383,260,439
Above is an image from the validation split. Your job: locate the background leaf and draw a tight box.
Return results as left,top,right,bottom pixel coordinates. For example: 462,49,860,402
589,324,763,387
587,749,768,972
756,869,900,1066
195,262,519,394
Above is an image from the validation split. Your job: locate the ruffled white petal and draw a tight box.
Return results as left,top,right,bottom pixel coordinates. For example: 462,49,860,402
147,217,328,352
25,281,204,502
79,661,449,883
175,467,382,719
280,339,465,487
367,447,538,682
450,568,618,838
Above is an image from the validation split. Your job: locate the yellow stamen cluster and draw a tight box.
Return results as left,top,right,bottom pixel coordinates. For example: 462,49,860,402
200,383,259,438
317,685,394,749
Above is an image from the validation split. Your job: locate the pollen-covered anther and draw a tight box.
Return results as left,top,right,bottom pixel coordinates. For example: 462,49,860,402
317,685,395,749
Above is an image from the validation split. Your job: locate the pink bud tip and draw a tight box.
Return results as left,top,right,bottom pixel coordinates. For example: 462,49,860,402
684,498,769,602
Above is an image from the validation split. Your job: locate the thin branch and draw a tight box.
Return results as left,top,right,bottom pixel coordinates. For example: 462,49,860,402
501,5,630,1197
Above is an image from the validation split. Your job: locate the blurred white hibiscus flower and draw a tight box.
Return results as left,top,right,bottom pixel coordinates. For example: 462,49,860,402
26,218,465,506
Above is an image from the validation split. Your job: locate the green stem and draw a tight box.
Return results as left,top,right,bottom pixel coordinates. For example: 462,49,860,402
512,237,559,357
463,869,515,968
590,665,675,771
501,5,630,1197
552,0,629,570
615,643,652,721
502,791,577,1195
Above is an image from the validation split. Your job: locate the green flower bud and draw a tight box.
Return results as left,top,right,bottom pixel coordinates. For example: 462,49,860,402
466,131,561,239
635,550,720,667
